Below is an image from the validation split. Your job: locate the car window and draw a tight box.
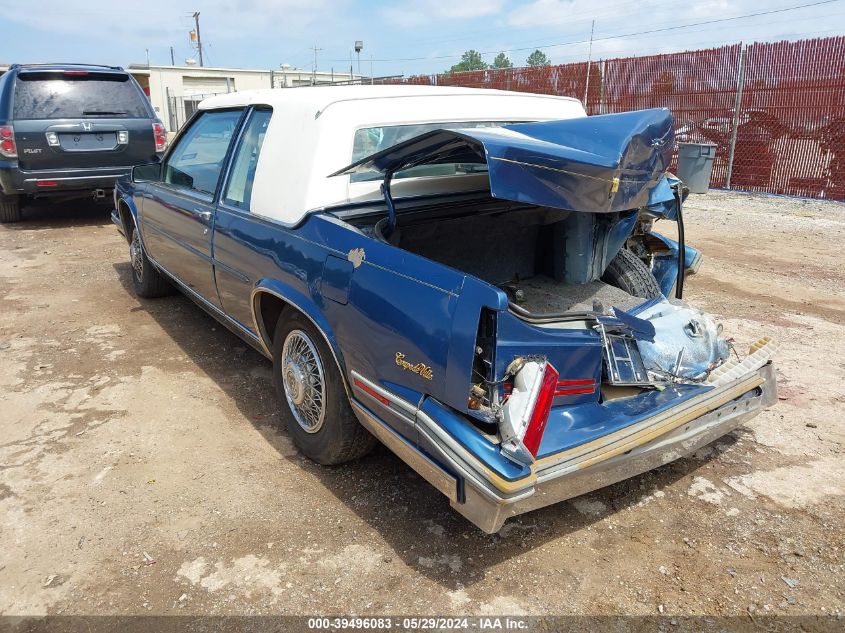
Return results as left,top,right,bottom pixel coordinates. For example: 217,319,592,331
164,110,242,197
223,109,271,211
350,120,520,183
13,72,149,119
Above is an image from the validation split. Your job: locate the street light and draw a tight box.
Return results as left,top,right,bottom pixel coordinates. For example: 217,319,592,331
354,40,363,77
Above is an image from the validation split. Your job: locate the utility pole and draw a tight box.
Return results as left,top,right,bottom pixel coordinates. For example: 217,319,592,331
193,12,204,67
170,46,175,66
584,20,595,106
726,45,747,189
311,45,323,84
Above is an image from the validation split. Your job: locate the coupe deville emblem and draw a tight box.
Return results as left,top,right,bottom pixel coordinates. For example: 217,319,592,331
395,352,433,381
81,122,92,132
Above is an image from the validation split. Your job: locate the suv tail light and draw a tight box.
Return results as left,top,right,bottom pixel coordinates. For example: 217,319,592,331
0,126,17,158
152,122,167,152
499,359,559,464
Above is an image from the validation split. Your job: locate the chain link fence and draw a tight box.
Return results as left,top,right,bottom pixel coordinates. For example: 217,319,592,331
376,36,845,201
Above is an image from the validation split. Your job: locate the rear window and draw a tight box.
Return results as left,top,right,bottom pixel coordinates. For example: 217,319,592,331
350,120,518,183
13,72,149,119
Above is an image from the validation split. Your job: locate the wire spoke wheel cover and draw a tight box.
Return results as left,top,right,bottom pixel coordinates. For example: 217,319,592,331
281,329,326,433
130,230,144,282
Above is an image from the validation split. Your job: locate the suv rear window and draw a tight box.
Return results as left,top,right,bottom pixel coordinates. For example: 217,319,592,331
13,72,149,119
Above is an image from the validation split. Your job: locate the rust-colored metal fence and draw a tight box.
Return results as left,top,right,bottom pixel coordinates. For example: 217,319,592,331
376,36,845,201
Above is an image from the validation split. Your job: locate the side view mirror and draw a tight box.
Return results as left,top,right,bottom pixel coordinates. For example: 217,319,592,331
132,163,162,183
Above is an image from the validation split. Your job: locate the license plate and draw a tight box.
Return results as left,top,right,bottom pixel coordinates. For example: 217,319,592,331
597,324,651,386
59,132,117,151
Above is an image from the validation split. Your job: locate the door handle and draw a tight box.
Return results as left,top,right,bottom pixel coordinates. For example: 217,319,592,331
194,209,212,222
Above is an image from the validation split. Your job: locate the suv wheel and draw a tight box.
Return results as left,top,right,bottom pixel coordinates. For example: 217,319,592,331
0,192,22,223
129,227,171,298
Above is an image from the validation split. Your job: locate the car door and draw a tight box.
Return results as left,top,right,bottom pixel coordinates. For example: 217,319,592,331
212,108,273,329
140,108,243,305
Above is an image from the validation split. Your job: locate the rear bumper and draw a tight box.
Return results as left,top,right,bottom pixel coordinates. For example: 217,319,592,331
352,362,777,533
0,165,131,195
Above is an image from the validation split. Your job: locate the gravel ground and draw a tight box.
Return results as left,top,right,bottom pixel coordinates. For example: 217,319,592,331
0,191,843,619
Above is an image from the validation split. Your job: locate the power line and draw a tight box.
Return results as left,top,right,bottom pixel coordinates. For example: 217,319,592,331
399,0,659,47
518,12,845,63
324,0,843,64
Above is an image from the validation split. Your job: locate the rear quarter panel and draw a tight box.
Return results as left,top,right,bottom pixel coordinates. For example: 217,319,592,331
212,211,478,441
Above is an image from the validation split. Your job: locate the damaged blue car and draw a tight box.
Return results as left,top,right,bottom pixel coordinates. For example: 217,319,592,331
113,86,777,532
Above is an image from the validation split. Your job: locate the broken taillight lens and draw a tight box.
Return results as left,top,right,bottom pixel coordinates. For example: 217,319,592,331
0,125,17,158
521,362,559,457
499,360,559,464
152,122,167,152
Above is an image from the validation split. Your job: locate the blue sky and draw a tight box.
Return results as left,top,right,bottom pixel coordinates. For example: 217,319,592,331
2,0,844,77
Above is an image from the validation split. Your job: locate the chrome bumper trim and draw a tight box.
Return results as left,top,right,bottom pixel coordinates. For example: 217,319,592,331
351,400,459,503
458,362,776,532
350,362,776,533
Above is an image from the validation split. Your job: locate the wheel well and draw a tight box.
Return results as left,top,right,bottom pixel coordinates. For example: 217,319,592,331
255,292,288,349
117,200,134,243
253,291,352,396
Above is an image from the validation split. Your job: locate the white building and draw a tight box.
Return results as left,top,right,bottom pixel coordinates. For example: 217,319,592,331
128,64,364,132
0,62,366,133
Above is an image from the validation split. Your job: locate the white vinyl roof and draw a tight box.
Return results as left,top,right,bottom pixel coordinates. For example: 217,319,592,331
199,85,582,112
199,86,588,224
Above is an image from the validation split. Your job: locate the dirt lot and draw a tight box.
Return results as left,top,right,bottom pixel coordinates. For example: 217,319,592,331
1,191,844,619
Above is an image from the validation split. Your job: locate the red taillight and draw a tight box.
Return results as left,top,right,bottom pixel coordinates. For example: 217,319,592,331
0,125,16,158
36,180,58,187
63,70,89,76
499,359,560,463
521,362,559,457
553,378,596,396
152,122,167,152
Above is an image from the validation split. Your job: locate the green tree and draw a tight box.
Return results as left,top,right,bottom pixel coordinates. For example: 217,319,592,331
493,52,513,69
525,49,551,67
448,50,488,73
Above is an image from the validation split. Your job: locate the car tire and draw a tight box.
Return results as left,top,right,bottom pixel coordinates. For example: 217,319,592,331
129,225,172,298
273,313,375,465
602,248,663,299
0,192,22,223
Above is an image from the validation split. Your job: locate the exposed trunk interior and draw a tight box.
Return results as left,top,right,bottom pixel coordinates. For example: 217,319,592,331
509,277,644,315
351,196,644,316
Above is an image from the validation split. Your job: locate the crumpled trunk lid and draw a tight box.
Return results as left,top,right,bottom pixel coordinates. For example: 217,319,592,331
331,108,676,214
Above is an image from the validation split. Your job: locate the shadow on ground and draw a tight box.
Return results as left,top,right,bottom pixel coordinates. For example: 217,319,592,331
5,199,114,231
111,260,742,590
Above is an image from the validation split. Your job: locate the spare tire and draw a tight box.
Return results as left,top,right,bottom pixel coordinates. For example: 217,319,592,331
602,248,662,299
